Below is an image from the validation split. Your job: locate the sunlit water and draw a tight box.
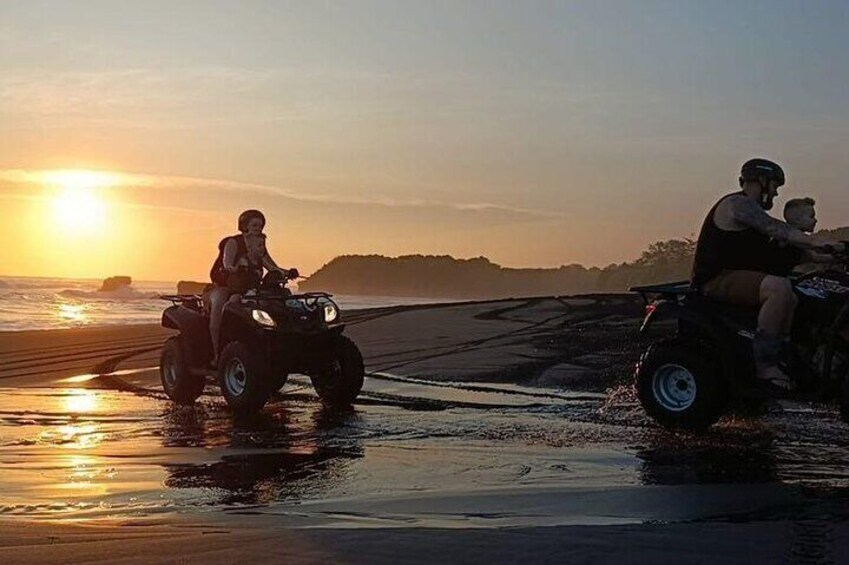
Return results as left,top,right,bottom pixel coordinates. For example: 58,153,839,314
0,276,452,331
3,372,849,523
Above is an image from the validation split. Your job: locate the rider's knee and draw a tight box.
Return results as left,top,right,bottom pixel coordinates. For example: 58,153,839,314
762,276,794,304
788,289,799,309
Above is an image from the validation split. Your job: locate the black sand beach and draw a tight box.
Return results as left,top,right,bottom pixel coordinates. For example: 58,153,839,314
1,296,848,563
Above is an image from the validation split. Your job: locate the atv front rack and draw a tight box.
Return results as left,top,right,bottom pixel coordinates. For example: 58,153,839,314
159,294,205,313
160,294,204,304
241,290,334,301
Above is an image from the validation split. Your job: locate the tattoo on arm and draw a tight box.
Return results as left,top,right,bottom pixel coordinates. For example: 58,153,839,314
731,198,793,241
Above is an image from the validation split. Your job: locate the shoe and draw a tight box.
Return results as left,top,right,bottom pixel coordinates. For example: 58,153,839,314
756,364,795,398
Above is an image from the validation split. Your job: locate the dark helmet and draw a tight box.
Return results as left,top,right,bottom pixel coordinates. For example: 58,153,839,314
740,158,785,187
238,209,266,233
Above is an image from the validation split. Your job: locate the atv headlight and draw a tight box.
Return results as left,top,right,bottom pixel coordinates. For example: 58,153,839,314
251,309,276,328
323,303,338,323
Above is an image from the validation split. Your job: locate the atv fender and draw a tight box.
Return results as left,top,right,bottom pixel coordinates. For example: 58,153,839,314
640,300,707,334
161,305,211,367
219,306,261,346
640,299,739,385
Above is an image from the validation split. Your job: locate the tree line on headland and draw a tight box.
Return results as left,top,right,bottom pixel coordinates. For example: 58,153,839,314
299,227,849,299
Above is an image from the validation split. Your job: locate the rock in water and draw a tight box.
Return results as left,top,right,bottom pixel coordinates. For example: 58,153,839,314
177,280,211,295
99,276,132,292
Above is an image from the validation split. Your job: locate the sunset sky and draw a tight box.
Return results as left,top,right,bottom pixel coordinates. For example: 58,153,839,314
1,1,848,281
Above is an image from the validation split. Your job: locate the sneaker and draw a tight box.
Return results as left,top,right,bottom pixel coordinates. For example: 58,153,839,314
756,364,795,398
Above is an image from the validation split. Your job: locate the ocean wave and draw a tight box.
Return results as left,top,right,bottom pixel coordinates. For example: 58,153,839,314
0,280,95,291
58,287,161,300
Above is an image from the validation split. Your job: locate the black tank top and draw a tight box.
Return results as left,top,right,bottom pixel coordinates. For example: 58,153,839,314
691,192,774,287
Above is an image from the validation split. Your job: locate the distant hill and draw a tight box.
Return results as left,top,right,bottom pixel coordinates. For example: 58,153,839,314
300,238,696,298
301,255,601,299
819,227,849,242
301,226,849,299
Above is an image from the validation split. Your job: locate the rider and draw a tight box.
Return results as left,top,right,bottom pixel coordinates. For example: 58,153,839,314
208,209,298,366
765,198,823,277
690,159,840,393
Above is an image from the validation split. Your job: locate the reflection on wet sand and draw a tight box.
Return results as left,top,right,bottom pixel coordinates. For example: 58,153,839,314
161,405,364,505
637,427,779,485
61,388,100,414
3,370,849,523
0,382,378,517
637,411,849,488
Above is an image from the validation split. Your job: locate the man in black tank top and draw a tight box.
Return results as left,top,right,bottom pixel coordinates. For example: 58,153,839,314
691,159,842,393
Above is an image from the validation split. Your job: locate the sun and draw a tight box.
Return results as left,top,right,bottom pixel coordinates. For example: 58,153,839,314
52,188,107,231
46,170,113,233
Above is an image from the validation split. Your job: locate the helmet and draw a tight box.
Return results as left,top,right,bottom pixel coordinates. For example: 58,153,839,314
740,158,785,187
238,209,266,233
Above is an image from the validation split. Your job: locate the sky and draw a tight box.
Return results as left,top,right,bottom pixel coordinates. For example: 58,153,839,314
1,0,848,281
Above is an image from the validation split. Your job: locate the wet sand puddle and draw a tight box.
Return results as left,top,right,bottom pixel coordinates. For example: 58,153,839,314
2,368,849,526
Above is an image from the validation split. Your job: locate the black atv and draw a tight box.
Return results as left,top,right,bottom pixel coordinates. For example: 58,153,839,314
158,271,364,414
632,246,849,431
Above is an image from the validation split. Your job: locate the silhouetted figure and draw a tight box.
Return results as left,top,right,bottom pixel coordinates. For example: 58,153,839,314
691,159,842,394
208,210,298,365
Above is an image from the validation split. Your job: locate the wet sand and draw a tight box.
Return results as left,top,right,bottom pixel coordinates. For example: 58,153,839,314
1,296,849,563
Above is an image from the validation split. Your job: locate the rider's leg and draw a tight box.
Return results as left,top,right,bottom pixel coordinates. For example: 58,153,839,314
758,275,796,335
208,287,231,365
782,292,799,336
756,276,798,390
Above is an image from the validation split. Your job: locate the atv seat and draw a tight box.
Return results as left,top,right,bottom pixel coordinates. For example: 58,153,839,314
631,281,695,303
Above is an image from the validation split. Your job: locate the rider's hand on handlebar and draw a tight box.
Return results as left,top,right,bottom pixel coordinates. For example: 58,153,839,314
825,242,847,256
817,242,844,255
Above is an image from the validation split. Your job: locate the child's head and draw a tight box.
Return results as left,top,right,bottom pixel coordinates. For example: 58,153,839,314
783,197,817,233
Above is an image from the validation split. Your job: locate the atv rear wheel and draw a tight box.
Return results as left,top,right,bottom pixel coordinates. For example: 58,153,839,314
160,336,205,405
218,341,272,414
636,340,727,432
310,335,364,409
840,374,849,423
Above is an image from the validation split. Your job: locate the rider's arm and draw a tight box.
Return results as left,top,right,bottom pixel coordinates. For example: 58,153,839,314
222,239,239,271
803,250,836,264
262,252,288,273
731,197,818,249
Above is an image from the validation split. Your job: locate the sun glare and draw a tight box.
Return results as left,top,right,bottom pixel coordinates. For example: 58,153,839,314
45,170,114,233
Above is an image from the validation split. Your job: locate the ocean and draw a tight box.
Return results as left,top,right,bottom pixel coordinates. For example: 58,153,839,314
0,276,445,332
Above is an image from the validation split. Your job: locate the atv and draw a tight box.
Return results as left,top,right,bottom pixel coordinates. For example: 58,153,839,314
632,246,849,431
158,271,364,414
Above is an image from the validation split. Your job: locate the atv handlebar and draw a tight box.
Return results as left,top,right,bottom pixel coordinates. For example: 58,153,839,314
814,241,849,262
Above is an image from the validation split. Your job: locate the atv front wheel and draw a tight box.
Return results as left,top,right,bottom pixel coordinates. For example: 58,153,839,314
310,336,364,409
636,340,727,432
218,341,272,414
840,373,849,424
160,336,205,405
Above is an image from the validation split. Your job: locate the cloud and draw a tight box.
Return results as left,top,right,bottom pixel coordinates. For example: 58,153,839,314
0,168,569,220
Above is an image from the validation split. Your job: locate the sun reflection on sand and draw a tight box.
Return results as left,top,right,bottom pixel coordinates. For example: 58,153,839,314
54,455,110,496
62,390,100,414
37,421,104,450
59,424,103,450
